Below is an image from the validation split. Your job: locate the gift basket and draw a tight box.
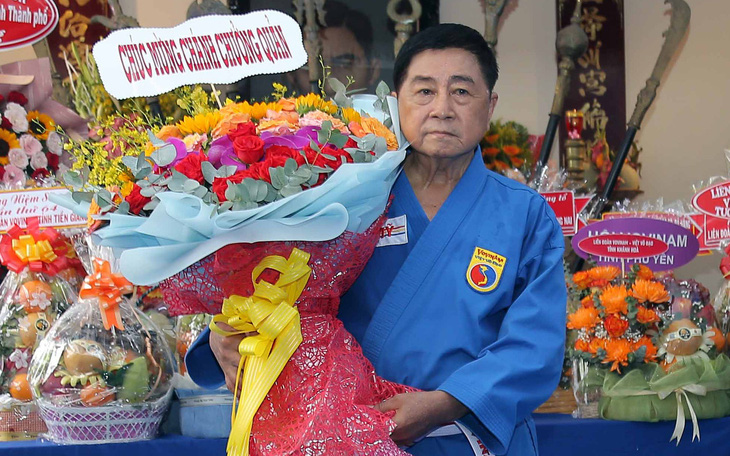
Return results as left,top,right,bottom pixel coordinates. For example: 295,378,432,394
568,264,730,443
0,218,77,439
27,252,175,444
54,79,418,455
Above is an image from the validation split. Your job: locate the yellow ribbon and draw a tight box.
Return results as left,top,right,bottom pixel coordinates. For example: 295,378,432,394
210,248,311,456
12,235,57,264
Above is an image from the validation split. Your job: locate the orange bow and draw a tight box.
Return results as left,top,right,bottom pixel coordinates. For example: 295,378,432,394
79,259,133,331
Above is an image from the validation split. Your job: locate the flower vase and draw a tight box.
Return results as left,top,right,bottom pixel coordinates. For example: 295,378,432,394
571,359,603,418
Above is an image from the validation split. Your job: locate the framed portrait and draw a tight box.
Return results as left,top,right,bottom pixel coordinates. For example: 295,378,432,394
227,0,440,100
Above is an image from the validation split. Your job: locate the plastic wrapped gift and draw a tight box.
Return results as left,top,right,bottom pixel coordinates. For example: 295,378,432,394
27,258,175,444
0,218,77,439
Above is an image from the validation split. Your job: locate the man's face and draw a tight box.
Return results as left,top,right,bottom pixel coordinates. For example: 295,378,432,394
289,26,379,94
396,48,497,159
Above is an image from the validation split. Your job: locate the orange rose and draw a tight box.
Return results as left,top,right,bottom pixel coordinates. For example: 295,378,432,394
604,314,629,338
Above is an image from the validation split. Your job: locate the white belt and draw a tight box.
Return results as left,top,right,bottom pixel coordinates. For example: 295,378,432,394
415,422,492,456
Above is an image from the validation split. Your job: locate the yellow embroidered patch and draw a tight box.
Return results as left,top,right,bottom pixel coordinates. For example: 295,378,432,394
466,247,506,293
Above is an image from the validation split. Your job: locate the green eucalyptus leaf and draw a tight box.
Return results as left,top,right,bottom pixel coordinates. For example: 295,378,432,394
328,78,347,95
62,170,84,189
329,131,348,149
224,182,239,202
280,184,302,198
193,186,208,199
218,165,239,178
183,179,200,193
270,167,286,189
232,201,258,211
147,130,166,147
376,81,391,99
134,167,152,180
71,191,93,203
139,186,158,198
264,183,278,203
143,199,159,211
293,167,313,180
122,156,138,173
151,144,177,167
116,201,130,215
309,139,321,153
218,201,234,212
284,158,298,173
201,161,217,184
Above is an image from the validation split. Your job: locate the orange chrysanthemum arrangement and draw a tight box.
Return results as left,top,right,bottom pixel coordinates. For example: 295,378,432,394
568,264,669,373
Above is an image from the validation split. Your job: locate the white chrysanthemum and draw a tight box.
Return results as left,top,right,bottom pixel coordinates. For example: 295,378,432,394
4,102,28,133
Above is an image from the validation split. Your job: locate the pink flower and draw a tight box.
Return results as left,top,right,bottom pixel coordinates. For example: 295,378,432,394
19,134,42,156
30,152,48,170
46,131,63,155
4,103,28,133
8,148,29,168
2,165,25,186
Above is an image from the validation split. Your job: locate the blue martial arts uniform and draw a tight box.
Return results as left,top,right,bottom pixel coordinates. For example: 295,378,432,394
338,150,566,455
186,149,566,456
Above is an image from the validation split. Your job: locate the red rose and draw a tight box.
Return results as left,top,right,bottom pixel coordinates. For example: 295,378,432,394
212,170,250,202
266,145,305,166
7,91,28,106
31,168,51,180
46,152,59,171
0,167,5,180
1,116,12,130
125,184,152,215
604,314,629,338
233,135,265,165
174,153,205,183
246,161,275,184
227,122,257,140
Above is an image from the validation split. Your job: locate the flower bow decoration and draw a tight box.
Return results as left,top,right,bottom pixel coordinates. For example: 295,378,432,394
209,248,311,456
79,258,133,331
0,217,68,275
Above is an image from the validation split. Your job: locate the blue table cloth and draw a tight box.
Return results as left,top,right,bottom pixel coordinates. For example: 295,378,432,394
1,414,728,455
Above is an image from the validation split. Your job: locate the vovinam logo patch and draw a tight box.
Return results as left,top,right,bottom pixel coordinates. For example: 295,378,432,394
466,247,506,293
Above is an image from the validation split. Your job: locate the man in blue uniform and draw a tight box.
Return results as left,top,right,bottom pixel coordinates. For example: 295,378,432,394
189,23,566,455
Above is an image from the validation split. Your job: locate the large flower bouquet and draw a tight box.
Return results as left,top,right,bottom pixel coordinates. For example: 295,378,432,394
57,83,414,455
568,265,730,442
0,91,69,188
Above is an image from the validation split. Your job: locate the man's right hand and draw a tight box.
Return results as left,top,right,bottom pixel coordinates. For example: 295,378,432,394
209,321,254,392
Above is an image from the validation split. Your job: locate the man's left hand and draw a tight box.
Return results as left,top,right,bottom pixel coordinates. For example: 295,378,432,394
374,390,469,447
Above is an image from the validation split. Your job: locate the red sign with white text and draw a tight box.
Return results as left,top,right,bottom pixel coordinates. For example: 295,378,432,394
540,191,593,236
692,180,730,219
541,191,575,235
603,211,711,255
578,234,669,259
0,0,59,51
